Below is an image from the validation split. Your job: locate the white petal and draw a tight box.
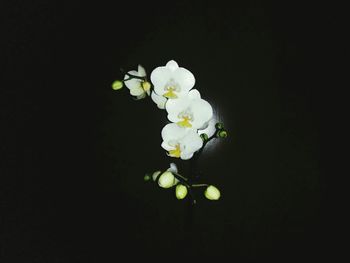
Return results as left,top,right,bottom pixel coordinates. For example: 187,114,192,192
166,60,179,71
124,73,142,91
130,86,144,96
138,65,146,77
180,152,194,160
180,130,203,156
171,68,195,96
188,89,201,99
165,96,191,123
198,118,216,137
151,91,167,109
161,141,174,151
150,67,171,94
136,92,147,100
168,163,178,173
190,99,213,129
161,123,188,142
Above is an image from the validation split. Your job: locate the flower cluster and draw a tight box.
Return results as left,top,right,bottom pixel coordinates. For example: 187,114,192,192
112,60,228,202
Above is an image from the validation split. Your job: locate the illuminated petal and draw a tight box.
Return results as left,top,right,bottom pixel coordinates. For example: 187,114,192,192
198,118,217,137
151,91,167,109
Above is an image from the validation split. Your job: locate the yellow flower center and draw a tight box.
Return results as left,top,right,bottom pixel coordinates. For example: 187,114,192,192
141,81,151,92
168,144,181,158
163,87,177,99
177,116,192,128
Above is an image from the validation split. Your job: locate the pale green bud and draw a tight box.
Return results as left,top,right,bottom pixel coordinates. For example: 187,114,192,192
204,185,221,200
157,171,176,188
111,80,123,90
175,184,188,199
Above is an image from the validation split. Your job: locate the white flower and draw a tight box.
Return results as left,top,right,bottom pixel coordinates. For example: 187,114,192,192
198,117,217,138
124,65,151,99
150,60,195,100
166,89,213,129
204,185,221,200
161,123,203,160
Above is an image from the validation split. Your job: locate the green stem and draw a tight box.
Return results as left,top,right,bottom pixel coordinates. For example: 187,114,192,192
191,184,209,187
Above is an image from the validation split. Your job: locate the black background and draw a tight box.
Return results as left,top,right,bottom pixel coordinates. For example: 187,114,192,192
2,1,324,261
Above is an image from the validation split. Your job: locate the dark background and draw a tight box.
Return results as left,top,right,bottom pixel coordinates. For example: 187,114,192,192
2,1,324,261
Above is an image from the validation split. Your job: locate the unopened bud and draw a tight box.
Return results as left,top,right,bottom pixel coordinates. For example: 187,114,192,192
158,171,176,188
111,80,123,90
204,185,221,200
200,133,209,141
215,122,224,130
217,130,227,138
175,184,188,199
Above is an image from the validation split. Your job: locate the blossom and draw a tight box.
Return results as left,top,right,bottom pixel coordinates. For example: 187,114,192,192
166,89,213,129
161,123,203,160
150,60,195,100
124,65,151,99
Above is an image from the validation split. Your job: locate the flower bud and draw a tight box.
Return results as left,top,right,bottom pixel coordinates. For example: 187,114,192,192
217,130,227,138
111,80,123,90
204,185,221,200
141,81,151,92
175,184,188,199
215,122,224,130
157,171,176,188
200,133,209,141
144,174,151,181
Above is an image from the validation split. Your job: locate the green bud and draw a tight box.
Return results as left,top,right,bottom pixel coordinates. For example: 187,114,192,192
175,184,188,200
204,185,221,200
217,130,227,138
157,171,176,188
215,122,224,130
144,174,151,181
200,133,209,141
112,80,123,90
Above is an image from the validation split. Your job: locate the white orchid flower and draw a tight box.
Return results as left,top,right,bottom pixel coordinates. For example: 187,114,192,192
124,65,151,99
161,123,203,160
165,89,213,129
150,60,195,102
